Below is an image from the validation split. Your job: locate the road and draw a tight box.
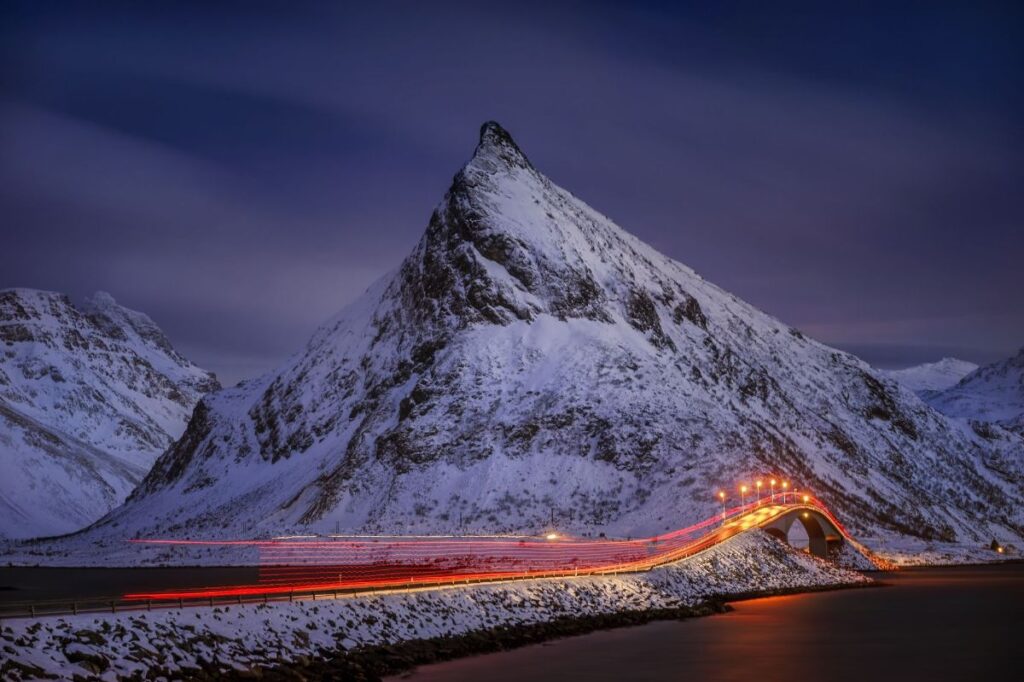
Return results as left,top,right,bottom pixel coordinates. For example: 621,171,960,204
123,494,860,598
0,495,866,619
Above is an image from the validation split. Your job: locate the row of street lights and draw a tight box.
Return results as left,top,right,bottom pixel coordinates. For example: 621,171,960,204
717,478,812,519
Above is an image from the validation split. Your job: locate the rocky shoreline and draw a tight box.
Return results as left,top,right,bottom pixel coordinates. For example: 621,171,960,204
251,581,885,682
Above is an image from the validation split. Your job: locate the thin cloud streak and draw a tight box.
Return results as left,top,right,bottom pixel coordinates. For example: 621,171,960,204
2,2,1021,383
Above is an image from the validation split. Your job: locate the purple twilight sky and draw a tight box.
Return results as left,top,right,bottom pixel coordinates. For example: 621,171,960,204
2,1,1022,386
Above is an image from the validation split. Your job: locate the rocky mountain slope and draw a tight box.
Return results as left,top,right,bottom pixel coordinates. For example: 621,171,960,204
0,289,219,538
27,123,1023,557
878,357,977,397
925,348,1024,432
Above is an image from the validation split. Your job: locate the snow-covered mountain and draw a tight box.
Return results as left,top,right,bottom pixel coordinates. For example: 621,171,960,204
0,289,219,539
38,123,1024,556
925,348,1024,432
878,358,977,397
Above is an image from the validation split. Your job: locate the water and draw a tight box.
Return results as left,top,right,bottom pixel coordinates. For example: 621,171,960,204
394,564,1023,681
0,566,258,603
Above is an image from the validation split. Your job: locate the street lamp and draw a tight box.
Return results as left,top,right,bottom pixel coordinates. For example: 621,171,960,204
781,481,789,503
756,480,763,503
718,491,726,520
802,494,810,504
740,484,749,506
770,478,777,503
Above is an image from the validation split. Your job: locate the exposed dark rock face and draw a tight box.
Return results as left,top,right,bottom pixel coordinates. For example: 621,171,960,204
135,401,215,498
626,289,675,351
673,294,708,330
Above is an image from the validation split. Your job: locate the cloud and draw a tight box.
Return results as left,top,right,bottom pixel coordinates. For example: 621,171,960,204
0,102,388,384
1,1,1021,378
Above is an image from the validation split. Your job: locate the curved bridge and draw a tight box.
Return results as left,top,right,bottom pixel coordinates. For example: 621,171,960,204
0,495,874,619
121,495,870,602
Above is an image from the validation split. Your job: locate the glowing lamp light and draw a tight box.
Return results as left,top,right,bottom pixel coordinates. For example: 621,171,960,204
718,491,726,501
802,495,810,504
770,479,777,486
997,547,1005,554
545,532,559,541
740,485,749,493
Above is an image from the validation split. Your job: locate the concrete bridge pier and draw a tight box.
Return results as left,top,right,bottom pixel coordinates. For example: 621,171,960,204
763,508,843,559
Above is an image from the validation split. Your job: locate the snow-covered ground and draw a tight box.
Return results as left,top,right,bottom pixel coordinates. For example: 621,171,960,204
0,531,870,680
863,536,1019,566
0,289,218,539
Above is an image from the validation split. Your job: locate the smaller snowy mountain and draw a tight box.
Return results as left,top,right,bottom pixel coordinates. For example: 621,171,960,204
878,357,978,397
0,289,219,539
926,348,1024,431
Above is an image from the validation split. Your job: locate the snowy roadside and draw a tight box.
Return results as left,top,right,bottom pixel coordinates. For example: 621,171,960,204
864,536,1020,566
1,531,870,680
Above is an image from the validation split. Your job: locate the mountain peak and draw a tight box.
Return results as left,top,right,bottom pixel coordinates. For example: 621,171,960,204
412,120,616,329
878,357,978,394
59,120,1022,559
924,346,1024,426
85,290,119,310
478,120,514,147
469,120,532,172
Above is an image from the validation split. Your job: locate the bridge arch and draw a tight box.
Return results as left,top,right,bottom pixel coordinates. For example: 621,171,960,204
762,508,843,559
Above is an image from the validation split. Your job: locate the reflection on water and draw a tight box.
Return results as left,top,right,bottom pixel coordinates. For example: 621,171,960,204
394,564,1023,682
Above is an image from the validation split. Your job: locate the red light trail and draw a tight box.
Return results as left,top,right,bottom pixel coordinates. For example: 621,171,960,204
123,495,860,602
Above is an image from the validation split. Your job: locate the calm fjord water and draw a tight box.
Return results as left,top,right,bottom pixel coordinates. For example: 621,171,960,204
397,564,1023,682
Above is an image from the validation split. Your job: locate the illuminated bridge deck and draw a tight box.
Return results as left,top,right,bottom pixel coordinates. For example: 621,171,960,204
122,495,867,602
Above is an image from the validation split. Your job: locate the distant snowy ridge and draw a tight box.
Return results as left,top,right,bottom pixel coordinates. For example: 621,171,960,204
925,348,1024,430
10,122,1023,563
877,357,977,396
0,288,219,539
